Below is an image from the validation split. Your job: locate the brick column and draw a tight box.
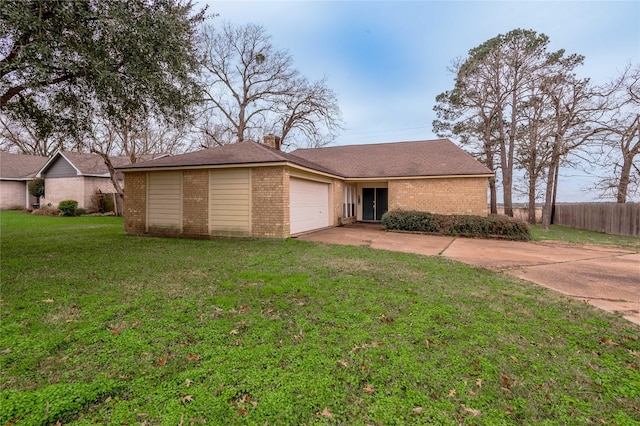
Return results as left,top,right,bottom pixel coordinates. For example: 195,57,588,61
123,172,147,234
182,170,209,236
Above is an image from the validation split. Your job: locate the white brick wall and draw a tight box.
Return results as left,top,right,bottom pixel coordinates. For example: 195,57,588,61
0,181,28,209
41,176,119,210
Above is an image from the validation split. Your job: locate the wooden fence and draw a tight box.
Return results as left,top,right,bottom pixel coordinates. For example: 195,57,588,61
553,203,640,237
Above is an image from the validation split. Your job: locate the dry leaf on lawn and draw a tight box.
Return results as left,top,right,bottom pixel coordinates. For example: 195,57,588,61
501,375,512,389
321,407,334,418
462,404,482,416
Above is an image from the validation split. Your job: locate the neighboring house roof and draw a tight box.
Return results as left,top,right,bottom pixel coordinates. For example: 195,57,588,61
0,152,49,181
117,141,340,176
117,139,493,179
38,151,132,178
291,139,493,178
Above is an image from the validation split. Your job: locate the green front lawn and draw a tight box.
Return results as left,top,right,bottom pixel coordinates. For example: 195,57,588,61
1,211,638,425
531,224,640,250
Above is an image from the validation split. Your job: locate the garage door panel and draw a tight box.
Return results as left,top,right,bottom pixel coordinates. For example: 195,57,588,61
290,178,330,235
148,171,182,232
209,169,250,236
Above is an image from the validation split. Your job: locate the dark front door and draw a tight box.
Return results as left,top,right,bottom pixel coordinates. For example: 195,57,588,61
362,188,388,221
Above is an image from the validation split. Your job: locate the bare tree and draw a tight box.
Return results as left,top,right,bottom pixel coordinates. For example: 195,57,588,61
89,116,190,214
198,22,342,149
515,81,555,223
0,113,64,155
592,64,640,203
539,70,606,230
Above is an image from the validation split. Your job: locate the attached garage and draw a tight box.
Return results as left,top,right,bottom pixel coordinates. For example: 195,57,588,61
119,139,493,240
147,171,182,232
289,177,330,235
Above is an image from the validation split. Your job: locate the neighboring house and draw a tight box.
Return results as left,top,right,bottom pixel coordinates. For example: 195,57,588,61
117,137,493,239
37,151,131,210
0,152,49,210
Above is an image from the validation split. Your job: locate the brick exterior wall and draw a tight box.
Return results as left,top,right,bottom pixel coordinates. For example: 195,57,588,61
0,181,28,209
123,172,147,234
182,170,209,236
84,177,120,210
251,166,290,238
41,176,119,211
332,179,345,225
388,177,488,216
120,167,489,239
41,177,85,209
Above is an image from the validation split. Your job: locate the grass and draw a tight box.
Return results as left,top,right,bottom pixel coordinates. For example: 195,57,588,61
530,224,640,250
1,211,639,425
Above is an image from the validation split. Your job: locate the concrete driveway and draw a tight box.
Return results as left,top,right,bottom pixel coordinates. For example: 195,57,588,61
297,226,640,326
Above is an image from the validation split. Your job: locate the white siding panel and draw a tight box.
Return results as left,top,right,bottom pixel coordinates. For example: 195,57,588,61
148,171,182,231
209,169,250,235
290,178,330,235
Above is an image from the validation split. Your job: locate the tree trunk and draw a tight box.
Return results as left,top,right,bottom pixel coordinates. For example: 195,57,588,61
497,116,514,217
92,150,124,216
489,176,497,215
483,137,498,215
616,152,634,203
551,159,560,224
502,165,513,216
541,138,561,230
527,171,537,224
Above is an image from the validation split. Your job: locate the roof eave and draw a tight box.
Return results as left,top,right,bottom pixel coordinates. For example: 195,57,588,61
0,177,32,181
118,161,291,173
344,173,494,181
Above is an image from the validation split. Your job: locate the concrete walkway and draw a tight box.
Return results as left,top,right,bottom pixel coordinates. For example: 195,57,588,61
297,226,640,326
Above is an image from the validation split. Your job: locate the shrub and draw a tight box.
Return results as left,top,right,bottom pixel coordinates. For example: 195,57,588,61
58,200,79,217
382,210,531,241
27,178,45,198
381,210,437,233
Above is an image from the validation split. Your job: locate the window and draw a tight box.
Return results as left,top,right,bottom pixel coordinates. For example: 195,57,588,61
342,185,356,218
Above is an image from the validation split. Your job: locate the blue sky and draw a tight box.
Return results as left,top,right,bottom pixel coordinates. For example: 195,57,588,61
201,1,640,202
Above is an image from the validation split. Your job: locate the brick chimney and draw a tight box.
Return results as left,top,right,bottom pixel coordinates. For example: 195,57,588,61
263,134,281,150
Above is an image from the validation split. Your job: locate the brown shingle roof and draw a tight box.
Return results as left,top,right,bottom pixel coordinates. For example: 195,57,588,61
291,139,493,178
117,139,493,179
117,141,340,176
0,152,49,180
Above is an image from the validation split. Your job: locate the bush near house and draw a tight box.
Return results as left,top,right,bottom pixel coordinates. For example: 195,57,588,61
382,210,531,241
58,200,79,217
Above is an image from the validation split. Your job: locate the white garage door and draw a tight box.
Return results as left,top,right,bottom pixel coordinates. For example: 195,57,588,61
290,178,330,235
